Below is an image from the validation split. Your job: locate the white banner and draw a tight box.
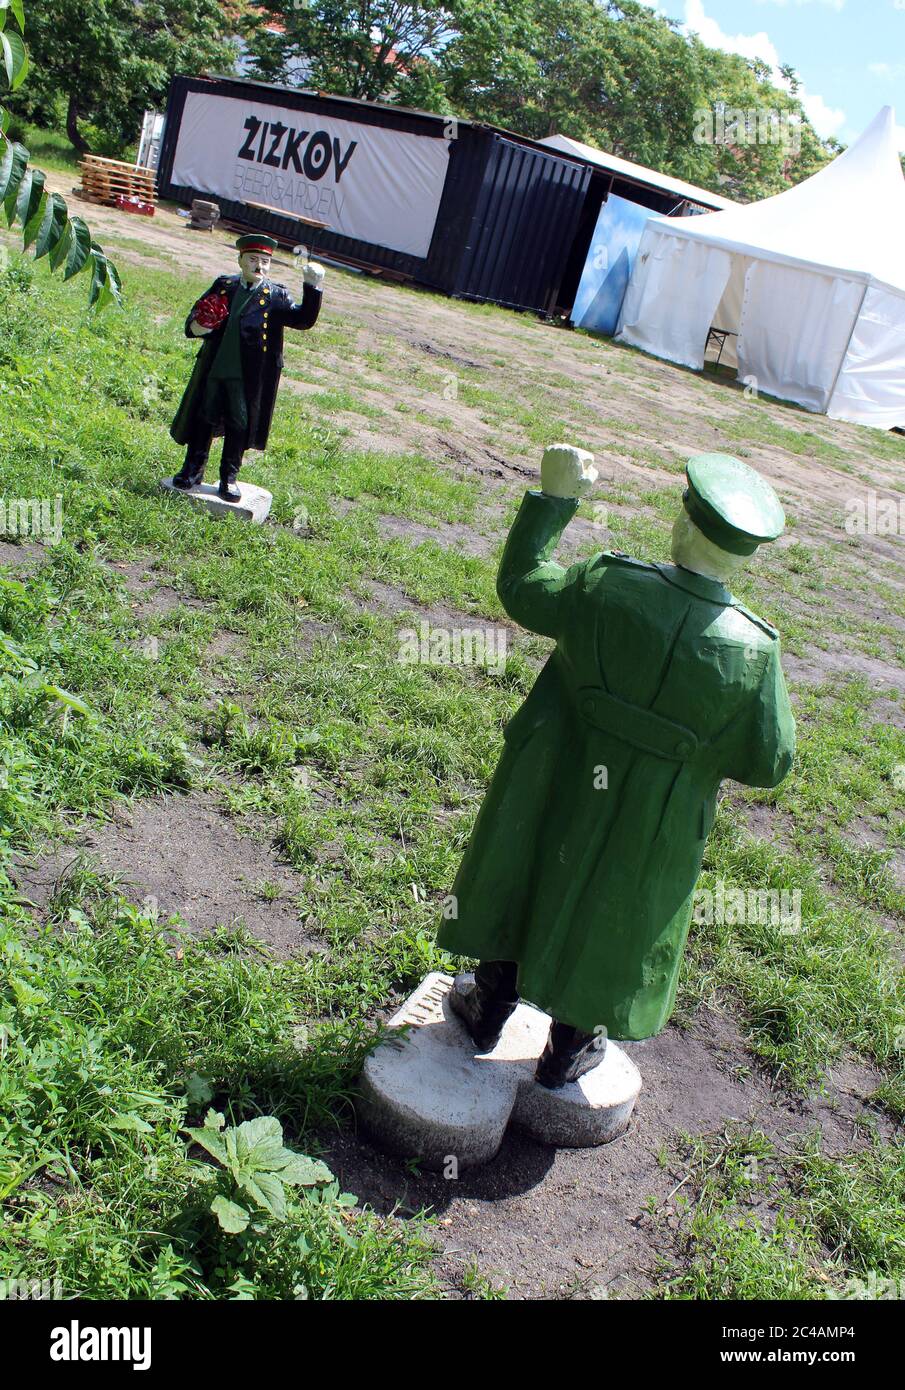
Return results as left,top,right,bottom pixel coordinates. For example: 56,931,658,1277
170,90,451,259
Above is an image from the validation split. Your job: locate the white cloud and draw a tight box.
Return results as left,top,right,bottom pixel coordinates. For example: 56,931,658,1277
799,90,847,139
682,0,847,139
752,0,845,10
869,61,905,79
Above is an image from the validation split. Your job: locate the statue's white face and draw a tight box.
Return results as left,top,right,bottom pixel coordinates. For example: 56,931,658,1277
238,250,271,283
670,510,749,586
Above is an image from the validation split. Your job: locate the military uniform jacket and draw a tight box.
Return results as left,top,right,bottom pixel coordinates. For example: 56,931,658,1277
437,490,796,1040
170,274,322,451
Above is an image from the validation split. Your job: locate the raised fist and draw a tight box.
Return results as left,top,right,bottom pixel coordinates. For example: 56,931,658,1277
541,444,598,499
302,260,326,291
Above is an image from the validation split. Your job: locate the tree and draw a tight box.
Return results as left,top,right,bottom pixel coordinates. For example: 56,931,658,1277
246,0,455,107
5,0,236,155
686,38,829,200
1,0,119,306
243,0,836,201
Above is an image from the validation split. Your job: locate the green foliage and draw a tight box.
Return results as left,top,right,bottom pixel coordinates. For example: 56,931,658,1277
3,0,236,156
0,879,437,1298
654,1128,905,1301
0,584,94,716
0,0,120,304
186,1110,336,1232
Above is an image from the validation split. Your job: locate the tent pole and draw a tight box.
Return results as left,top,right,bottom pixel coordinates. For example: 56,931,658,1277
826,279,870,413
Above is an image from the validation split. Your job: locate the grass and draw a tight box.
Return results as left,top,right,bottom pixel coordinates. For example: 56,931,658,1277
652,1126,905,1300
0,220,903,1300
0,867,437,1299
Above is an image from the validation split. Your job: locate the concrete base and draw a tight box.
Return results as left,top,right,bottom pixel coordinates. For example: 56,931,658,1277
160,478,272,524
357,972,642,1170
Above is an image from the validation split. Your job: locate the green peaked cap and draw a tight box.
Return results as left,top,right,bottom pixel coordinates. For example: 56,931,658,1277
235,233,278,254
683,453,785,556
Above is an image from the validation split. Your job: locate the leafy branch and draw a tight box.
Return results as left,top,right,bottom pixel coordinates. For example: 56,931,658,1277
0,0,120,307
0,578,94,717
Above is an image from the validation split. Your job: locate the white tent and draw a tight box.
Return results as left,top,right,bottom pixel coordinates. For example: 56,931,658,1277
615,107,905,429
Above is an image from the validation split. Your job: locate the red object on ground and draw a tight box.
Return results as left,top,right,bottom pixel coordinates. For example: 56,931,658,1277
192,291,230,330
114,193,155,216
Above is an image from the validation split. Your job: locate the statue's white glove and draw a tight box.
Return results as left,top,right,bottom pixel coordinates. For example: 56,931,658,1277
302,260,326,290
541,444,598,499
189,319,212,336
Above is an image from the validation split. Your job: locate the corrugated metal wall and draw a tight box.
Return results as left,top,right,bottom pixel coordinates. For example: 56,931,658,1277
453,135,591,313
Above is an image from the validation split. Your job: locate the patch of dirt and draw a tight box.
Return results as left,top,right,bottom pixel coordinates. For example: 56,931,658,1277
203,630,243,662
0,538,48,574
351,579,499,630
783,647,905,700
106,559,208,621
406,338,492,371
376,513,497,560
325,1005,895,1299
13,792,319,956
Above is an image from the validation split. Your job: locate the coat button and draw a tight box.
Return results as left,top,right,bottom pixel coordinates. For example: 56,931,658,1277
581,696,596,717
675,740,691,757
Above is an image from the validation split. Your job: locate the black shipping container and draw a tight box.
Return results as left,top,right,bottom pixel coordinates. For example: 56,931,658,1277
157,74,592,316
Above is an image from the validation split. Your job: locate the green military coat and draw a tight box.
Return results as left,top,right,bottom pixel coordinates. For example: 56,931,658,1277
438,490,796,1040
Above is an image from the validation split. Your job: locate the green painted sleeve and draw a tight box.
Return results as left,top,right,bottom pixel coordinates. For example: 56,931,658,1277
731,641,797,789
496,490,583,640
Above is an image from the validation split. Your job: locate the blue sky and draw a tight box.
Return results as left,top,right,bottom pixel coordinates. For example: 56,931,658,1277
643,0,905,150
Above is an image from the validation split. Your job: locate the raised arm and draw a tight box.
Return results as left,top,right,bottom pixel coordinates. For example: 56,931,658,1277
273,261,326,330
496,445,597,639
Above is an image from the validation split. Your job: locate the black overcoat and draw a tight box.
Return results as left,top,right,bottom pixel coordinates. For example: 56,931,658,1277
170,274,322,451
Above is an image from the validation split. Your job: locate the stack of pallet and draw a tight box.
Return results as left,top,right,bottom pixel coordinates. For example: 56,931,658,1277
76,155,157,210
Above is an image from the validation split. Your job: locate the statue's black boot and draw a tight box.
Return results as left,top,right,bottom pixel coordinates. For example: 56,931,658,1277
218,441,243,502
535,1021,606,1090
174,432,210,489
449,968,518,1053
173,456,206,490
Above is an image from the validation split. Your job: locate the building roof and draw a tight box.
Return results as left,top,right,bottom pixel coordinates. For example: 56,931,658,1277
537,133,737,211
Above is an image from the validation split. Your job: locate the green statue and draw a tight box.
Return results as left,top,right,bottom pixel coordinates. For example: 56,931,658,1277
439,446,795,1089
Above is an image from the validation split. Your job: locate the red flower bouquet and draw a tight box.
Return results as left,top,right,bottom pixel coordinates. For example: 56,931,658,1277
193,290,229,330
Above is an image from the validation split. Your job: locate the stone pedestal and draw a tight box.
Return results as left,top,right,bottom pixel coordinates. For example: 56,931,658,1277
357,972,642,1170
160,478,272,524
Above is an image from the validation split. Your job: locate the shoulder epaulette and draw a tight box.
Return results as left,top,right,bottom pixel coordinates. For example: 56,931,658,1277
596,550,657,571
732,601,779,640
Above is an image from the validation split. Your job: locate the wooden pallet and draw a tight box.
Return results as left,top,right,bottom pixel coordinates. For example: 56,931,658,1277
76,154,157,208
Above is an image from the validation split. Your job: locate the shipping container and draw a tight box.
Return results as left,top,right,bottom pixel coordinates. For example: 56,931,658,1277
157,74,592,315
